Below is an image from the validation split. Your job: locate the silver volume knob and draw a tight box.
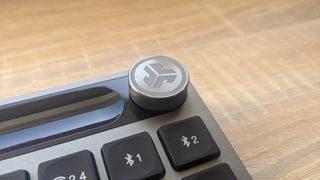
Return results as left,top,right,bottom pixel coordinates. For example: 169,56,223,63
129,56,189,112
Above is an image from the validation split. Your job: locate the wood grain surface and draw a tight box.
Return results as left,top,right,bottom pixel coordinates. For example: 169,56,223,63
1,0,320,179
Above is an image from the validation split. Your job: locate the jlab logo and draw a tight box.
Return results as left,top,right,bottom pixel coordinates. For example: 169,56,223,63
143,63,177,88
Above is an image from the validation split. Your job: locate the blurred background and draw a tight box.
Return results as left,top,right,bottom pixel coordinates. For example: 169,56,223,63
0,0,320,179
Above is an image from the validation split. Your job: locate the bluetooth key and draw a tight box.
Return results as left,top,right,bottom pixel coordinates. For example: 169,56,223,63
101,132,165,180
158,116,221,171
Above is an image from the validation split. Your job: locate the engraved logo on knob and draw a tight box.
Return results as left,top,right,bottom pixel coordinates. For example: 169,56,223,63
143,63,177,88
129,56,188,98
129,56,189,111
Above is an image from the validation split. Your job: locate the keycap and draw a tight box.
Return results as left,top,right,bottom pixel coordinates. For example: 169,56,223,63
158,116,220,171
0,170,29,180
38,150,99,180
182,164,237,180
101,132,165,180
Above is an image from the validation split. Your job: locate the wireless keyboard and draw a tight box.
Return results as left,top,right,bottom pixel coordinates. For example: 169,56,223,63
0,56,251,180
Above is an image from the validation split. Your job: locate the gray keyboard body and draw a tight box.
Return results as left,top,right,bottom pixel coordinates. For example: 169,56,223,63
0,72,251,180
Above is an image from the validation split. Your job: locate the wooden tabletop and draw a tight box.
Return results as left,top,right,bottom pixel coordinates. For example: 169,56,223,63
1,0,320,179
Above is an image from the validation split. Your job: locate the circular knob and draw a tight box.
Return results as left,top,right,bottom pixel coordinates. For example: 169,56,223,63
129,56,189,112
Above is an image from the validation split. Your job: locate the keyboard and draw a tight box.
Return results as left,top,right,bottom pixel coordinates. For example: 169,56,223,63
0,56,251,180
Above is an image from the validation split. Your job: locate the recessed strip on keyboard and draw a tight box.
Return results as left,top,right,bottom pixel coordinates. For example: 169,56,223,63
0,86,124,154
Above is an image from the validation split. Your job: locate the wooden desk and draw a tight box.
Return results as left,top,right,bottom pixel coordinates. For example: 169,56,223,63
0,0,319,179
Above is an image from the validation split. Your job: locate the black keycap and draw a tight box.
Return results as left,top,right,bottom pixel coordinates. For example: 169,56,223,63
101,132,165,180
158,116,220,171
0,170,29,180
38,150,99,180
182,164,237,180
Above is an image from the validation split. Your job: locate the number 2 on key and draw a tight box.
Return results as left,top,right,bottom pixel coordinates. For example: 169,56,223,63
191,136,199,144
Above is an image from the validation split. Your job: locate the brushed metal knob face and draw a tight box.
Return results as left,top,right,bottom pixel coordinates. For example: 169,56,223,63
129,56,189,112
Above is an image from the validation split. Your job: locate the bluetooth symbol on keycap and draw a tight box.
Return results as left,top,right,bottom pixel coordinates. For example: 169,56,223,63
125,153,134,166
181,136,191,148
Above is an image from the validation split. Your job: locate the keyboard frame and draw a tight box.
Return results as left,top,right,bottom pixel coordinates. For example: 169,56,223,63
0,72,252,180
